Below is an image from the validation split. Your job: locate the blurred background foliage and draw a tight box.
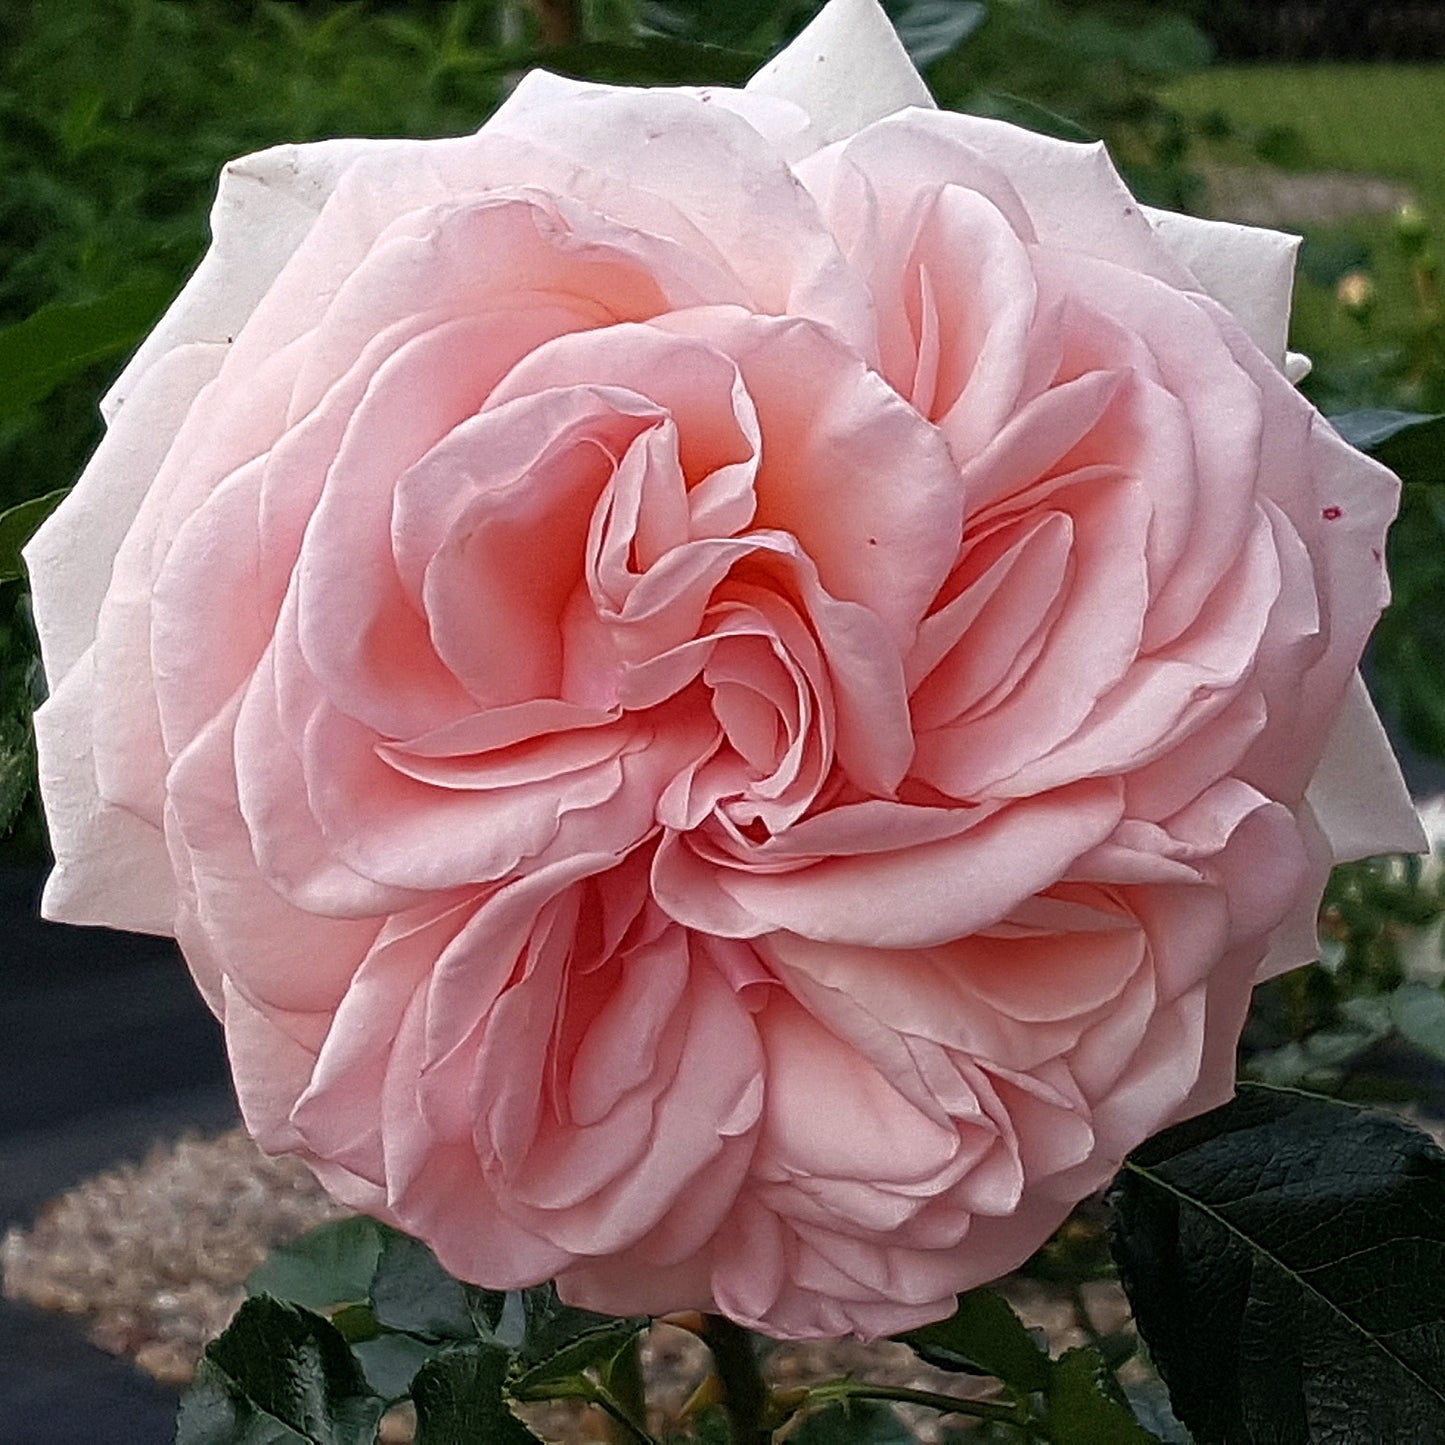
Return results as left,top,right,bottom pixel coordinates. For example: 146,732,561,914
5,0,1445,1109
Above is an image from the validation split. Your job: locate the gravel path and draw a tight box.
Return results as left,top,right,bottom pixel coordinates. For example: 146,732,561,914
2,1127,1130,1442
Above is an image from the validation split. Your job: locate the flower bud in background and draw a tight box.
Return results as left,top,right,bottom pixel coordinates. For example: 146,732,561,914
1396,202,1431,256
1336,269,1375,321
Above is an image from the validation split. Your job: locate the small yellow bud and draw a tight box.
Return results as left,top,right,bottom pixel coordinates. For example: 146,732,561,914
1336,271,1375,318
1397,203,1430,254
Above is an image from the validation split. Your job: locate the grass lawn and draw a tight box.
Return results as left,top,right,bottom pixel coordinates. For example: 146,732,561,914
1166,65,1445,214
1163,64,1445,389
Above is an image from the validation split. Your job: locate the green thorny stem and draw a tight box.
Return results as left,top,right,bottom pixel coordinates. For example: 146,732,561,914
791,1382,1047,1441
696,1314,1055,1442
589,1384,657,1445
702,1314,773,1444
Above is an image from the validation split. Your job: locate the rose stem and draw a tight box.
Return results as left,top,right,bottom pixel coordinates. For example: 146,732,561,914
533,0,581,45
603,1334,650,1445
589,1385,658,1445
700,1314,773,1444
801,1382,1042,1438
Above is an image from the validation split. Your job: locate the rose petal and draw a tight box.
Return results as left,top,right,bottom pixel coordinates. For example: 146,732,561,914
744,0,934,147
1306,670,1426,860
1143,206,1300,371
110,140,393,416
31,652,176,934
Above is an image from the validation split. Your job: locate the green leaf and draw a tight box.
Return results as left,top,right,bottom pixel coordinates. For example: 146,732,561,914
0,688,34,841
898,1289,1051,1395
0,276,171,420
516,1281,633,1367
453,37,760,86
351,1332,440,1403
0,592,40,839
789,1399,916,1445
328,1305,382,1345
0,489,69,584
410,1344,543,1445
510,1318,646,1399
506,1282,647,1404
176,1296,386,1445
369,1228,502,1341
886,0,987,67
246,1218,385,1314
1330,409,1445,486
639,0,782,47
1046,1348,1157,1444
1108,1083,1445,1443
176,1374,305,1445
966,91,1095,144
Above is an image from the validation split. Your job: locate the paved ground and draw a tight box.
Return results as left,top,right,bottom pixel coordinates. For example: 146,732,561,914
0,868,236,1444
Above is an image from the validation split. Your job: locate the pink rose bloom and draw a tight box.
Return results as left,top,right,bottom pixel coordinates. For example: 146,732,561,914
26,0,1424,1338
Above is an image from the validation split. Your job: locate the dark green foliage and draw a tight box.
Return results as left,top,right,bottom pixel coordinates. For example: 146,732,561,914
1241,850,1445,1104
246,1217,388,1315
516,1281,629,1368
886,0,988,66
412,1345,544,1445
510,1317,649,1397
0,276,172,422
350,1332,440,1403
0,490,69,585
899,1289,1051,1392
183,1217,651,1442
1328,412,1445,760
1109,1084,1445,1443
176,1296,387,1445
1333,409,1445,487
895,1289,1164,1439
789,1400,916,1444
0,585,40,842
368,1228,504,1340
1045,1348,1157,1444
926,0,1215,207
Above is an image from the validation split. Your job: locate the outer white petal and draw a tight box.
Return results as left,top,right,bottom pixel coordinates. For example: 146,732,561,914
1258,676,1422,982
1306,670,1426,860
27,138,399,934
29,138,401,686
33,653,176,934
745,0,934,146
1285,350,1313,383
24,342,226,686
489,67,604,121
106,138,395,422
1142,206,1300,372
887,115,1197,287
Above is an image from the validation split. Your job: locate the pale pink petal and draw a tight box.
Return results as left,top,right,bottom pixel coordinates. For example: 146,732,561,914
708,781,1124,947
